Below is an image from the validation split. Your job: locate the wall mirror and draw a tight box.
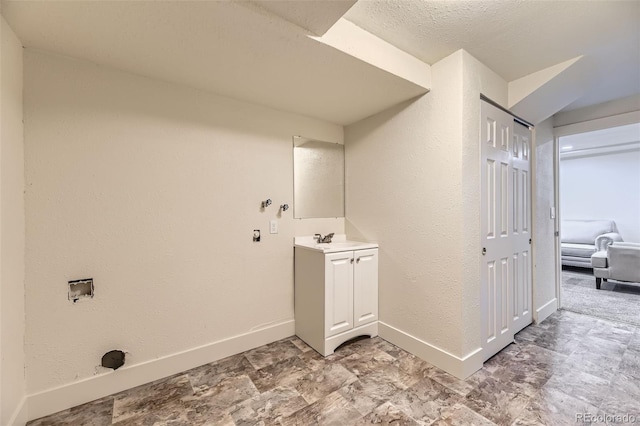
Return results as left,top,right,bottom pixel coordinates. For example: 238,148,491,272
293,136,345,219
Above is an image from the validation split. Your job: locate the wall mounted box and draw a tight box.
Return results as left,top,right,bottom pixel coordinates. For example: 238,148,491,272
68,278,94,302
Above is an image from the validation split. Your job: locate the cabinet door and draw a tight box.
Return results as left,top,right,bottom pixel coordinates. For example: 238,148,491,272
325,251,354,337
353,249,378,328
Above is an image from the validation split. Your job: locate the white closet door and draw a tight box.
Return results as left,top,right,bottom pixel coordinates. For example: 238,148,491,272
480,101,534,361
511,122,533,333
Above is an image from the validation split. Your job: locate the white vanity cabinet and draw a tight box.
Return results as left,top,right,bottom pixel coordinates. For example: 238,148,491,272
294,236,378,356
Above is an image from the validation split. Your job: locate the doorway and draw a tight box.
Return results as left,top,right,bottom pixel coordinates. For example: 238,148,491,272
555,119,640,326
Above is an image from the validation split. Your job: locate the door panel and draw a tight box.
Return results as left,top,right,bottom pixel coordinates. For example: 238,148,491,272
486,159,496,238
481,101,533,361
486,261,496,343
325,251,354,337
512,122,533,333
481,102,515,360
353,249,379,327
500,257,510,333
501,162,509,236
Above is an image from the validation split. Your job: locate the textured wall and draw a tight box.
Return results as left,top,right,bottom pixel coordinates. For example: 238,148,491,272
1,16,26,425
533,118,558,316
561,149,640,242
345,50,508,359
460,51,509,354
345,52,464,357
23,50,342,394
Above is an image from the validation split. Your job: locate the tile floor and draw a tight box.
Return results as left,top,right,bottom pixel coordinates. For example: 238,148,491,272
29,310,640,425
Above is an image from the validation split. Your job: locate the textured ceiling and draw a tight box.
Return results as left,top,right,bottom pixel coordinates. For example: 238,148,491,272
1,0,425,125
2,0,639,120
345,0,640,111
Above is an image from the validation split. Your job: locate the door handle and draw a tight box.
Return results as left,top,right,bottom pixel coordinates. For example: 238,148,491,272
482,247,487,256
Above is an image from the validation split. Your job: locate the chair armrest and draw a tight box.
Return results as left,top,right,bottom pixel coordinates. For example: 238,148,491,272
608,245,640,282
591,251,608,268
596,232,623,251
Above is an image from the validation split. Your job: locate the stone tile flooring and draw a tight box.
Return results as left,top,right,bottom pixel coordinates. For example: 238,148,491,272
29,310,640,425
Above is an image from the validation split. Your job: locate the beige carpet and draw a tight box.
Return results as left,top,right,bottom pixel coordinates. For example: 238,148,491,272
561,266,640,326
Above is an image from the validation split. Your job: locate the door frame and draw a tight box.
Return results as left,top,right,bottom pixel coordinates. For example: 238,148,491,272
552,110,640,308
554,132,562,310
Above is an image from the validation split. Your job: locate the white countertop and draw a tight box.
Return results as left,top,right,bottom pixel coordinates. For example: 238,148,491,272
294,234,378,253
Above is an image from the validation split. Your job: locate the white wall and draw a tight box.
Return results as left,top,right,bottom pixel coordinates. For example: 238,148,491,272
345,49,508,377
23,49,343,412
554,94,640,127
533,118,557,321
560,149,640,242
1,16,27,426
346,52,463,365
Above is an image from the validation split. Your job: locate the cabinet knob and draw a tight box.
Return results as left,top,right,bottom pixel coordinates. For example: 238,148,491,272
350,258,354,264
356,258,360,263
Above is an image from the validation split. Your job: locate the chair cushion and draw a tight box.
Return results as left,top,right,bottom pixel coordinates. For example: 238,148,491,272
591,251,608,268
561,243,597,258
562,220,616,244
562,256,593,268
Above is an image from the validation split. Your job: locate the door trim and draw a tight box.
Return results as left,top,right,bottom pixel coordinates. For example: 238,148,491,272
480,94,534,128
552,110,640,310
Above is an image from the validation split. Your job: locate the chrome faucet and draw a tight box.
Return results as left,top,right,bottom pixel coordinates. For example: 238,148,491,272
315,233,334,243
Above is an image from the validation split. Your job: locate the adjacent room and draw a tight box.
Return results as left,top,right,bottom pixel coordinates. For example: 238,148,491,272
559,123,640,325
1,1,639,425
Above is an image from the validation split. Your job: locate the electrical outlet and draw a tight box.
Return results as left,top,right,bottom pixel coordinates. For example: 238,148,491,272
270,220,278,234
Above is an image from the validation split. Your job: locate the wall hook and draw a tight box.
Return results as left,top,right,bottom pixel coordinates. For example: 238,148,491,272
280,204,289,212
261,198,272,208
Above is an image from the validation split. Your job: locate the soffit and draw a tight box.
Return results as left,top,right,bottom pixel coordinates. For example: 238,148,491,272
1,0,426,125
250,0,357,35
560,122,640,151
345,0,640,112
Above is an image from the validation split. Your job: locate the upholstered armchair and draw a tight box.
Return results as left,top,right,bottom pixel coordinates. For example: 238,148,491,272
591,242,640,289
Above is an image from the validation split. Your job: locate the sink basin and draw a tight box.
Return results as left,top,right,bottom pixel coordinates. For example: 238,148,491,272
315,242,361,249
295,235,378,253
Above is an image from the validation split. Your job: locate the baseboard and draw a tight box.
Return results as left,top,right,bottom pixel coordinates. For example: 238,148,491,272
26,320,295,422
378,321,483,379
7,396,28,426
535,298,557,324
